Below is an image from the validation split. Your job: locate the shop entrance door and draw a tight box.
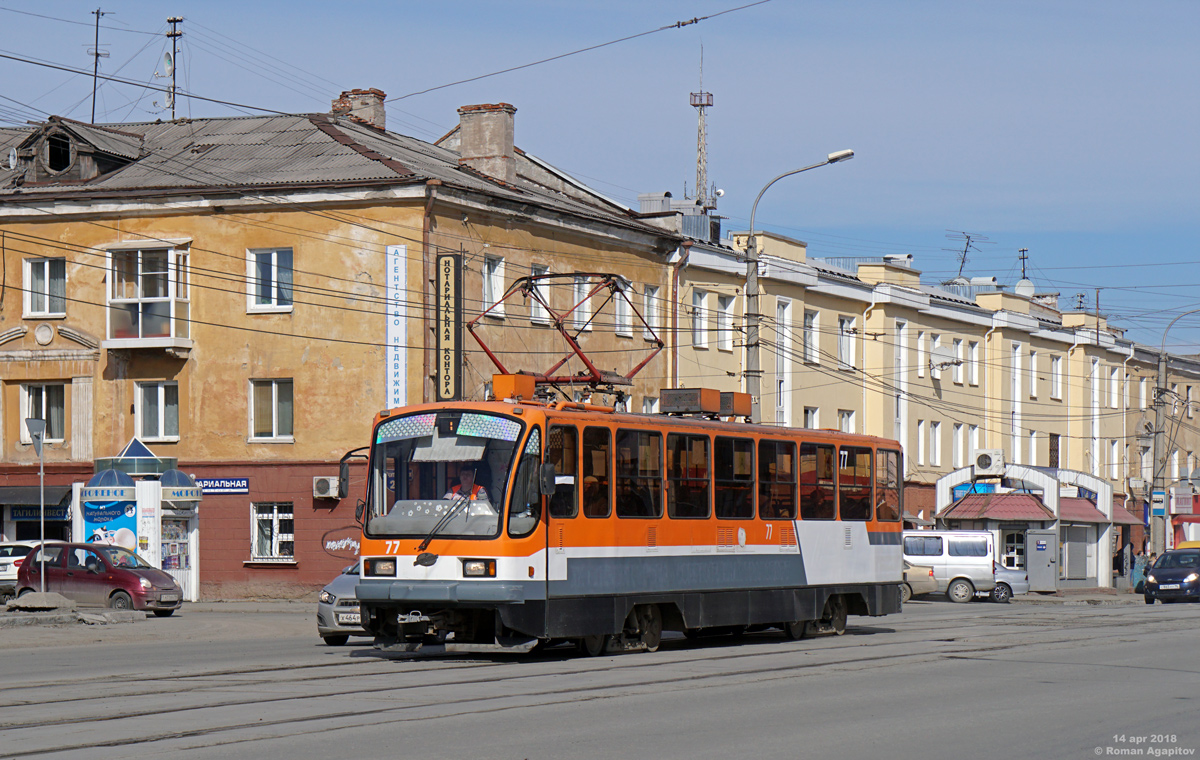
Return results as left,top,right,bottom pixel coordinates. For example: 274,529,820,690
1026,529,1057,592
161,518,193,600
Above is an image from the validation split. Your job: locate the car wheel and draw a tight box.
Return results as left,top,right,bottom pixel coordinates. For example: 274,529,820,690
323,635,350,646
947,579,974,604
17,588,34,598
109,591,133,611
991,583,1013,604
153,609,175,618
900,583,912,604
1144,595,1156,605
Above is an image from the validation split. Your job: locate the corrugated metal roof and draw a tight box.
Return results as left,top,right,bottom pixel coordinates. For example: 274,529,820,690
939,493,1055,521
1059,496,1109,524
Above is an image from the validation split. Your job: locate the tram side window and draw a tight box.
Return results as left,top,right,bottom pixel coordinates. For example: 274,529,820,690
582,426,612,518
715,437,754,519
615,429,663,518
839,446,872,521
508,428,542,537
667,433,710,518
758,439,797,519
799,442,836,520
904,535,942,556
547,425,578,518
876,449,902,522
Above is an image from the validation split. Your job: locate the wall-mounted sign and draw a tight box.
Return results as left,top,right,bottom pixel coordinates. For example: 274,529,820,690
435,253,462,401
195,478,249,494
1151,490,1167,517
12,505,70,521
1035,540,1048,551
386,244,407,410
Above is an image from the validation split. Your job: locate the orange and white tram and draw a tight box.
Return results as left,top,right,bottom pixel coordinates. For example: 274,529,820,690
355,383,904,655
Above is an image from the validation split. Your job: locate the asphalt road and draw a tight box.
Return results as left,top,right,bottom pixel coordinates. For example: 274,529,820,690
1,597,1197,760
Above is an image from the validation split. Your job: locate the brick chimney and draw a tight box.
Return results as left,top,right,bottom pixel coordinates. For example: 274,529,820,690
331,88,386,130
456,103,516,184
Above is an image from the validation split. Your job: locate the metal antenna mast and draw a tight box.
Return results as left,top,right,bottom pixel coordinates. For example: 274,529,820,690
690,47,713,209
89,8,109,123
167,16,183,120
941,230,992,284
1018,247,1029,279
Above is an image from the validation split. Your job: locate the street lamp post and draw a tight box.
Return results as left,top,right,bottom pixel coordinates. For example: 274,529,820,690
744,150,854,424
1151,309,1200,554
24,418,46,594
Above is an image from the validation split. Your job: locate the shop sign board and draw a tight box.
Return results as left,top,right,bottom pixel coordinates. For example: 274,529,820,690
195,478,249,494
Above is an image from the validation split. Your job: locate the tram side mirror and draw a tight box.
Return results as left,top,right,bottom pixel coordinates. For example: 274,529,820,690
539,463,558,496
355,499,366,524
338,461,350,500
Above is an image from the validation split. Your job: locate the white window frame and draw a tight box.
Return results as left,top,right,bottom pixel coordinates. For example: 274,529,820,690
24,257,67,318
1029,430,1038,466
1029,350,1038,399
529,264,550,325
952,339,964,384
251,502,295,561
838,409,855,434
953,423,964,468
482,256,505,318
642,396,659,414
969,424,980,460
642,285,660,340
20,383,66,443
930,421,941,467
838,316,856,370
917,419,927,466
1140,377,1148,409
106,246,191,346
572,275,592,331
1110,368,1120,409
717,294,734,352
802,310,819,364
776,298,792,425
1189,386,1194,419
692,289,709,349
246,248,293,313
968,341,979,386
615,287,633,337
803,406,819,429
249,378,294,443
136,381,180,442
930,334,942,380
916,331,926,378
1110,439,1120,480
1051,355,1063,400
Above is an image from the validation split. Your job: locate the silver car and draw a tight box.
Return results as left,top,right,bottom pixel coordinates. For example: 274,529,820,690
991,562,1030,603
316,564,366,646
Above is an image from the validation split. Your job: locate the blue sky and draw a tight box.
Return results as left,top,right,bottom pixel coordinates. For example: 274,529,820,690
2,1,1197,347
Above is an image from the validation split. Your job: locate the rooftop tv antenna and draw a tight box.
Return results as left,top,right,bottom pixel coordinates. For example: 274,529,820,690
89,8,110,123
941,230,993,284
1018,247,1029,279
154,16,183,119
690,46,714,210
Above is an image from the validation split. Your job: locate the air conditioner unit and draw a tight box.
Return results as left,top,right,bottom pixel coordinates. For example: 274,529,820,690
313,476,340,500
973,449,1005,476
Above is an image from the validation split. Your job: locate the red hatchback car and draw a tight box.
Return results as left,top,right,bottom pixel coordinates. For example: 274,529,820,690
16,543,183,616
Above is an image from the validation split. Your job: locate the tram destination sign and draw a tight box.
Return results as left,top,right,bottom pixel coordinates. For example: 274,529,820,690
436,253,462,401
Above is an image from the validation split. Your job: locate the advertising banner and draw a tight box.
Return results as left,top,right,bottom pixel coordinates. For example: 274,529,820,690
81,489,138,551
386,244,407,410
435,253,462,401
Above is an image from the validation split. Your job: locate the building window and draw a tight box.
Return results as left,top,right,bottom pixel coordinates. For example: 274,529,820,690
1002,530,1025,569
251,503,294,561
692,289,708,348
21,383,66,442
250,379,294,441
916,331,926,378
107,247,191,344
1029,430,1038,466
969,424,979,461
247,248,293,312
615,285,633,337
838,317,855,370
1051,355,1063,400
803,407,819,429
573,275,592,331
1189,386,1194,419
1110,439,1120,480
1140,377,1148,409
530,264,550,324
930,333,942,380
776,299,791,425
968,341,979,385
917,419,926,466
952,339,964,384
642,396,659,414
1029,350,1038,399
802,310,819,364
929,421,941,466
717,295,734,352
137,381,179,441
482,256,505,317
839,409,855,434
1049,433,1060,469
1110,368,1120,409
643,285,660,340
953,423,964,468
24,258,66,317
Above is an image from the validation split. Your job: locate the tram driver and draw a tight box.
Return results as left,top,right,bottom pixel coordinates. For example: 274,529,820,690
444,462,490,504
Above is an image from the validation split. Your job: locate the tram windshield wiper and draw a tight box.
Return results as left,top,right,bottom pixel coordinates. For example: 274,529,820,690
414,491,471,560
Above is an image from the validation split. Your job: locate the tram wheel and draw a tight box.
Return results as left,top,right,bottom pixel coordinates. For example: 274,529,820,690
784,620,809,640
636,605,663,653
580,634,609,657
823,596,848,636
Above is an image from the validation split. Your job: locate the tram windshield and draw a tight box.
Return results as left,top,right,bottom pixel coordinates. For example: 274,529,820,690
365,410,523,539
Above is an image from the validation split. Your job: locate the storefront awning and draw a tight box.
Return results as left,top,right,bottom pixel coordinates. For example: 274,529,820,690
939,493,1055,521
0,486,72,506
1110,504,1144,525
1059,497,1110,524
903,511,934,526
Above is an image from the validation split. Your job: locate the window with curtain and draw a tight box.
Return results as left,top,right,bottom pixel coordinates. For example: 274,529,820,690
530,264,550,324
252,502,294,560
22,383,66,442
137,381,180,441
248,248,293,311
25,258,66,317
251,379,294,441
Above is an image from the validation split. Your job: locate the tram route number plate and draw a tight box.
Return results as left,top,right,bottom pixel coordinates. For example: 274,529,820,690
337,612,361,625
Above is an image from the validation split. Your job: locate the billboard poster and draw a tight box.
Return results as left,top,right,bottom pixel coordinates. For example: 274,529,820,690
80,491,138,551
386,244,407,410
435,253,462,401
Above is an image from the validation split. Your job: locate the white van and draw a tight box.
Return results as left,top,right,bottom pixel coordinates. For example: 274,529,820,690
902,530,996,603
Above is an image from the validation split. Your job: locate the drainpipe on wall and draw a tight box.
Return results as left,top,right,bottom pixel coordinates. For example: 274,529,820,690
422,180,441,403
1122,345,1134,515
671,242,693,390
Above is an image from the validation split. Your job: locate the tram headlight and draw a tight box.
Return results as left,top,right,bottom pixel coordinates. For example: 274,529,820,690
365,558,397,577
462,558,497,577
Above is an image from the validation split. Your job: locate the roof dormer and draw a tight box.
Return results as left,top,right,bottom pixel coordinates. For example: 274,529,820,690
15,117,144,184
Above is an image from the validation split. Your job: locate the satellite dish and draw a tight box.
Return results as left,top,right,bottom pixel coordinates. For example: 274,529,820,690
6,147,15,171
163,52,174,77
1015,278,1035,297
930,344,956,371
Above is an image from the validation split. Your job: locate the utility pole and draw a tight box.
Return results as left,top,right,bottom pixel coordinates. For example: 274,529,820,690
167,16,183,120
1153,347,1168,554
89,8,109,123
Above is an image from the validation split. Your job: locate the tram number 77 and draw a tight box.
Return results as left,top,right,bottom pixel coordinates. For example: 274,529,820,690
765,523,773,540
384,541,401,554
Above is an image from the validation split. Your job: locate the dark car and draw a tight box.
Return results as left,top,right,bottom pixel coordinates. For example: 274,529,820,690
16,543,183,616
1144,549,1200,604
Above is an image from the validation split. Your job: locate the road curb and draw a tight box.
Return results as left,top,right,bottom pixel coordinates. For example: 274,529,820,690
0,610,141,628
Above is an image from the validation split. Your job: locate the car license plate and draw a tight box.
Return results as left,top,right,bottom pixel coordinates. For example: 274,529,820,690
336,612,361,625
1160,583,1181,590
160,593,180,602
